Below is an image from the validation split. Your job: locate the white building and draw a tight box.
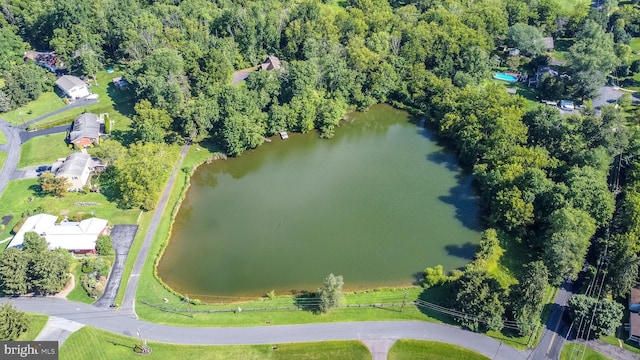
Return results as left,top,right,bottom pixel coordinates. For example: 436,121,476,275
55,75,90,99
7,214,109,254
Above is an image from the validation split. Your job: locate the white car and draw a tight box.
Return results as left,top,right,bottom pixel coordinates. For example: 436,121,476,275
560,100,574,111
85,94,99,100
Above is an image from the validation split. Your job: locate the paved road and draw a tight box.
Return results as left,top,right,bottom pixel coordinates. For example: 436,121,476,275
0,118,21,196
94,225,139,308
583,339,639,360
19,124,71,143
10,165,40,180
20,98,98,129
530,280,576,360
592,86,623,110
121,143,190,317
0,297,528,360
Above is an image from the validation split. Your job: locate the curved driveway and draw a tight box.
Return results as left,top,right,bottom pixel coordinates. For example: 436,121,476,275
0,297,528,360
0,118,21,196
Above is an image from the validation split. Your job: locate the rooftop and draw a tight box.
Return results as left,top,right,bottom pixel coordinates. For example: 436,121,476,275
56,152,92,178
69,113,101,142
55,75,86,92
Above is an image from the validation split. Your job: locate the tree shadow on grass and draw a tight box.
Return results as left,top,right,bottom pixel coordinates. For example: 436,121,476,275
292,290,320,314
108,341,136,351
27,184,47,198
110,129,136,147
106,83,136,119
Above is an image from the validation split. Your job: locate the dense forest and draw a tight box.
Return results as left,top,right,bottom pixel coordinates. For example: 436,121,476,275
0,0,639,337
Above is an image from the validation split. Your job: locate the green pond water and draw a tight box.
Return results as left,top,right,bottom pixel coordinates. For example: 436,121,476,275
157,104,481,298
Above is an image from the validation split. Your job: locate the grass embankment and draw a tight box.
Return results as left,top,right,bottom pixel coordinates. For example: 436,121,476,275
16,313,49,341
601,333,640,355
18,133,72,168
59,326,371,360
0,130,6,144
2,92,66,125
388,339,489,360
557,0,593,13
0,178,140,246
560,343,612,360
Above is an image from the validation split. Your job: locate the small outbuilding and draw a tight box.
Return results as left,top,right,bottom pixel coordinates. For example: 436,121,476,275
542,37,555,51
56,75,90,99
259,56,282,71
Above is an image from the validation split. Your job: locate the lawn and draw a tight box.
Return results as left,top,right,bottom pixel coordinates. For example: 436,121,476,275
0,178,140,243
2,92,66,125
557,0,593,13
66,261,96,304
601,333,640,355
0,129,6,144
630,38,640,60
387,339,489,360
59,326,371,360
18,133,72,168
560,343,611,360
14,313,49,341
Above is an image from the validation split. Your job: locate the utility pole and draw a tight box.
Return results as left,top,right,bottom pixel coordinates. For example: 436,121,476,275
400,292,407,313
185,294,193,318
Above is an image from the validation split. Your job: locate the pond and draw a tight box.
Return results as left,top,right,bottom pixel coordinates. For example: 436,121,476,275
157,104,481,298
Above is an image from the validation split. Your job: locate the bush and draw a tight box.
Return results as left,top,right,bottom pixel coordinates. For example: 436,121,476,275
96,235,114,256
631,59,640,74
81,257,96,274
423,265,447,288
81,273,100,298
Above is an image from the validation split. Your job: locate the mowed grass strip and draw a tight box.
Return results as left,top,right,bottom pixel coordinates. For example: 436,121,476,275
387,339,489,360
560,343,612,360
2,92,66,125
59,326,371,360
0,130,6,144
15,313,49,341
65,261,95,304
0,151,7,172
18,133,72,168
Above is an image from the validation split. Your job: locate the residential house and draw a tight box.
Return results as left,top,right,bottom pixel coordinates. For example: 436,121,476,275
528,65,559,87
52,152,104,190
259,55,282,71
55,75,90,99
7,214,109,254
508,48,520,56
629,286,640,345
69,112,104,147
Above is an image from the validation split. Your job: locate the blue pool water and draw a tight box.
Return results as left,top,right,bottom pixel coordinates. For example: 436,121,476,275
493,72,518,82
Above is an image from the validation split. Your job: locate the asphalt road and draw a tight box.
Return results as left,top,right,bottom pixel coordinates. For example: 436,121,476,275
19,124,71,143
0,297,528,360
94,225,139,308
529,280,576,360
20,98,98,129
0,118,21,196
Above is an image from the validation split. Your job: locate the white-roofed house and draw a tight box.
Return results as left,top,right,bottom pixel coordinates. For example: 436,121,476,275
55,75,90,99
6,214,109,254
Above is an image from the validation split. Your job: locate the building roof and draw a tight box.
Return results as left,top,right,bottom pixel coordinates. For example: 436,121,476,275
537,65,559,78
632,286,640,307
70,113,101,142
260,56,282,71
55,75,86,92
56,152,91,178
631,312,640,339
542,37,554,50
7,214,58,249
7,214,108,252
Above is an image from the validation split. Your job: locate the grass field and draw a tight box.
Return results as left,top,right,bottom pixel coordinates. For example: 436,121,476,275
66,261,96,304
601,333,640,355
59,327,371,360
18,133,72,168
0,151,6,173
387,339,489,360
15,313,49,341
2,92,66,125
0,130,6,144
0,178,140,243
557,0,593,13
560,343,611,360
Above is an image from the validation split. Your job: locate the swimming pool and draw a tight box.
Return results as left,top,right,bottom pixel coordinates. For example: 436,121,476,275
493,72,518,82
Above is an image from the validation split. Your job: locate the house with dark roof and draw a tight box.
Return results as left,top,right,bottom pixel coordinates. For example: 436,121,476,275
55,75,90,99
259,56,282,71
52,152,104,190
528,65,559,87
69,113,105,147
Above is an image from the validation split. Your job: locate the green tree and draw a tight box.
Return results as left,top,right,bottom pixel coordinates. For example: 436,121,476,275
132,99,173,144
72,44,101,85
96,235,114,256
506,23,546,57
318,273,344,313
568,295,623,338
452,268,505,332
38,171,69,197
0,303,30,340
510,261,549,336
0,248,29,295
22,232,48,254
94,140,125,166
2,63,48,108
543,207,596,285
28,248,71,295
